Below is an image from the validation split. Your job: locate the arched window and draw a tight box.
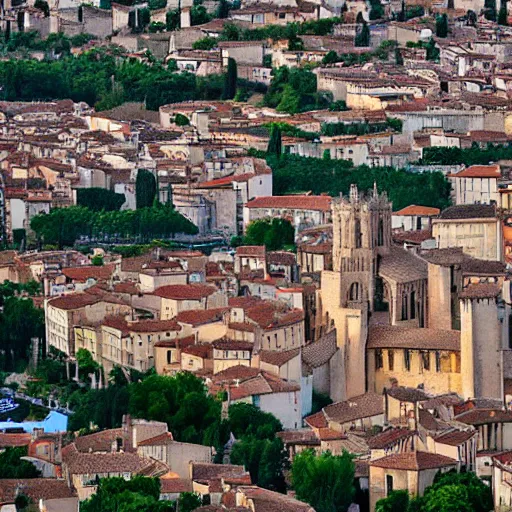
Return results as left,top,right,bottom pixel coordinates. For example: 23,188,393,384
378,218,384,246
355,218,362,248
349,282,361,301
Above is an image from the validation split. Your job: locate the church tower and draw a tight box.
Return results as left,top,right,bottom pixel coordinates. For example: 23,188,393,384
319,184,392,400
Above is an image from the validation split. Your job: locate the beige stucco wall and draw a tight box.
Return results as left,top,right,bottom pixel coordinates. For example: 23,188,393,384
427,263,453,330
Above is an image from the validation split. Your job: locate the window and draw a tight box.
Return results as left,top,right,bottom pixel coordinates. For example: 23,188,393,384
421,351,430,371
279,12,286,18
167,350,173,364
349,282,361,301
375,349,383,370
355,218,362,248
401,294,408,320
404,349,411,371
435,351,441,372
386,475,394,496
378,218,384,246
388,350,394,371
410,291,416,320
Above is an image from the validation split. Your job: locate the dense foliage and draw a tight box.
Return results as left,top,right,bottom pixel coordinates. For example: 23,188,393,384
375,471,493,512
263,154,451,211
291,449,355,512
76,188,126,211
267,124,283,156
81,476,175,512
30,204,198,248
0,447,42,478
136,169,157,209
420,144,512,165
321,119,401,137
243,218,295,251
229,403,287,491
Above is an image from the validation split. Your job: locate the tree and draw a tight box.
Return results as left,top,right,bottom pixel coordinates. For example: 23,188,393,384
136,169,157,209
0,447,41,478
398,0,405,21
369,0,384,19
267,124,282,157
216,0,230,18
277,84,300,113
435,14,448,37
81,476,175,512
223,57,237,100
76,188,125,211
192,36,217,50
190,4,211,25
499,0,508,24
291,449,355,512
376,490,410,512
76,348,100,381
355,20,370,46
425,38,439,61
34,0,50,16
467,9,477,25
484,0,497,19
244,218,295,250
395,47,404,65
178,492,202,512
166,9,180,30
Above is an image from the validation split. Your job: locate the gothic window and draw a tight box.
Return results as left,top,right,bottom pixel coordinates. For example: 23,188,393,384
355,218,362,248
375,349,383,370
435,351,441,372
401,294,408,320
410,291,416,320
404,349,411,371
378,218,384,246
349,282,361,301
388,350,394,371
421,351,430,371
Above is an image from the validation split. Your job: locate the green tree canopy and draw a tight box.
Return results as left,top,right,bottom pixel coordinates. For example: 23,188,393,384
244,218,295,250
436,14,449,37
76,188,126,211
0,447,42,478
223,57,237,100
136,169,157,209
267,124,282,156
291,449,355,512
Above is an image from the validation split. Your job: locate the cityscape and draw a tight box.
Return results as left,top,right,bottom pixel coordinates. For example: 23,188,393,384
0,0,510,510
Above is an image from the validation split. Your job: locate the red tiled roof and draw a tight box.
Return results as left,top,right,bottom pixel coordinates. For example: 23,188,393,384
393,205,440,216
153,284,217,300
138,432,174,446
369,451,457,470
459,283,501,299
176,308,228,326
245,302,304,330
433,429,476,446
128,318,181,333
451,164,500,178
160,478,193,494
64,452,153,475
154,335,195,348
197,173,256,188
212,339,253,351
0,479,76,503
73,428,124,453
304,411,328,429
0,432,31,447
368,325,460,351
228,296,262,308
456,409,512,425
212,364,260,382
229,371,300,400
48,293,100,310
182,343,213,358
245,195,332,212
236,246,266,257
367,428,415,449
324,392,384,424
259,348,301,366
62,264,115,282
228,322,257,333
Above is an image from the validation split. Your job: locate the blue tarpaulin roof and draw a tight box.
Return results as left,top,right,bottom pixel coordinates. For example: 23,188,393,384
0,410,68,433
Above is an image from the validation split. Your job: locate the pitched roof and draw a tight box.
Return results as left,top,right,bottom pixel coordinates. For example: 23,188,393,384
393,205,440,216
212,364,260,382
177,308,228,326
0,432,31,447
212,339,253,351
229,371,300,400
451,164,500,178
160,477,193,494
245,302,304,330
369,451,457,470
459,283,501,299
48,293,100,310
182,343,213,358
0,479,76,503
323,392,384,424
378,246,428,284
456,409,512,425
437,204,497,220
386,386,431,403
302,331,337,369
64,452,153,475
245,195,332,212
368,428,416,450
137,432,174,446
433,429,476,446
259,348,301,366
236,246,266,257
62,264,115,282
73,428,124,453
368,325,460,351
153,284,217,300
191,463,248,482
236,486,315,512
304,411,328,429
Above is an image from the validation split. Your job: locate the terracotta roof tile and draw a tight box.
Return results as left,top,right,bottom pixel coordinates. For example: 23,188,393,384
368,428,415,449
379,246,428,284
386,386,431,403
437,204,497,220
235,246,266,257
369,451,457,470
212,339,253,351
236,486,314,512
182,343,213,358
245,195,332,212
459,283,501,299
304,411,328,429
323,392,384,425
456,408,512,425
64,452,153,475
62,264,115,282
433,429,476,446
154,284,217,300
137,432,174,446
191,463,247,482
160,478,193,493
73,428,124,453
368,325,460,351
302,331,337,369
212,365,260,382
259,348,300,366
177,308,228,326
48,293,100,310
0,479,76,503
393,205,440,216
452,164,500,178
0,432,31,447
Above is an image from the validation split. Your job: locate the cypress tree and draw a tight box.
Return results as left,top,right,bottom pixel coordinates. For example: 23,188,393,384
267,125,282,157
135,169,157,209
499,0,508,24
355,20,370,46
435,14,448,37
223,57,237,100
